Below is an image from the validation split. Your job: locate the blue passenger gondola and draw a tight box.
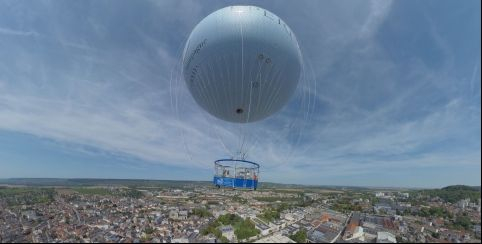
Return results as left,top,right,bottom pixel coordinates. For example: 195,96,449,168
213,159,260,190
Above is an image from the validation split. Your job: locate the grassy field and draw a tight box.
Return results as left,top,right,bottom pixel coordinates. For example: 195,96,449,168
72,187,114,195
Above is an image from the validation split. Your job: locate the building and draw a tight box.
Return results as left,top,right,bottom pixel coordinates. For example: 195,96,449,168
344,212,361,240
253,218,270,236
171,237,189,243
219,225,235,241
307,224,340,243
169,210,178,220
168,210,188,220
178,210,188,220
377,231,396,243
255,233,296,243
458,198,470,209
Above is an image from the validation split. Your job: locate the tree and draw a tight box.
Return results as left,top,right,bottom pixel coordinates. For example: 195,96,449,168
144,227,155,235
218,214,242,225
258,208,280,222
219,236,229,243
289,229,307,243
192,208,212,218
234,218,260,240
454,215,472,230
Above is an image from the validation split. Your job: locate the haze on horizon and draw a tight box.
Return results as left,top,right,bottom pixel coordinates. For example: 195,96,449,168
0,0,480,188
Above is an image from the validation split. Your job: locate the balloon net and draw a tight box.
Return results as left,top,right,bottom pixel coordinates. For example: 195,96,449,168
168,12,317,174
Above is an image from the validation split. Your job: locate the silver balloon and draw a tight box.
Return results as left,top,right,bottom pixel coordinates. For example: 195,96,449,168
183,6,302,123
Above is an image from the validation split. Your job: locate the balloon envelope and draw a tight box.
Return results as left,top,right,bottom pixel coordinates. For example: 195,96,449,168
183,6,302,123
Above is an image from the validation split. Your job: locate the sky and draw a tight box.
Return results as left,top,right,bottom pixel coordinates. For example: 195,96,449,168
0,0,480,188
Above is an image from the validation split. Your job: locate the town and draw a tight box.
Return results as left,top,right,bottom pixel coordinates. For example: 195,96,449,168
0,180,480,243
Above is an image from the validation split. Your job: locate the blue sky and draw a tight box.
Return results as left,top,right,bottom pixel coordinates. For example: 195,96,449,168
0,0,480,188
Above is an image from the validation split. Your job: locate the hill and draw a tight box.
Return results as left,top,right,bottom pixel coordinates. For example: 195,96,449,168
419,185,481,203
441,185,480,192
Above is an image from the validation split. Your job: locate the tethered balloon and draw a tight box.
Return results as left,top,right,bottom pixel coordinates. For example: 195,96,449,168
183,6,302,123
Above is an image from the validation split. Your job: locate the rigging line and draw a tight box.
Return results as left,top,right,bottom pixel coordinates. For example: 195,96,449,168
222,52,241,157
241,52,263,159
271,84,303,161
261,60,288,121
240,45,261,157
215,54,237,157
198,104,234,158
285,59,308,135
212,56,229,118
240,13,249,159
169,34,190,120
243,59,265,157
195,65,223,154
221,53,235,126
303,59,311,123
301,54,316,124
243,17,264,160
173,40,190,160
227,51,242,152
295,56,318,156
307,56,318,124
244,60,277,157
206,56,225,122
234,50,243,158
261,62,307,171
258,59,281,122
278,67,308,169
170,39,188,114
267,64,293,117
196,59,236,158
294,61,310,136
172,32,197,162
199,53,227,128
250,63,284,155
280,61,310,167
206,55,235,157
168,64,176,113
212,11,234,125
268,66,294,152
292,57,315,160
236,11,245,159
262,59,289,117
175,56,193,161
195,64,218,126
212,55,231,121
271,56,315,170
289,58,316,161
253,52,266,116
188,56,228,162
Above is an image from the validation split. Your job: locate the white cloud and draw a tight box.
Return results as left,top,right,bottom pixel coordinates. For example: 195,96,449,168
0,27,40,37
359,0,394,38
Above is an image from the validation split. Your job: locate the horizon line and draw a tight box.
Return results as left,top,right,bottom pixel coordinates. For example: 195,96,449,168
1,177,478,190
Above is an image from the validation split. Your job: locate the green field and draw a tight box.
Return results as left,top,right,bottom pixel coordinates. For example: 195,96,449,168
72,187,114,195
